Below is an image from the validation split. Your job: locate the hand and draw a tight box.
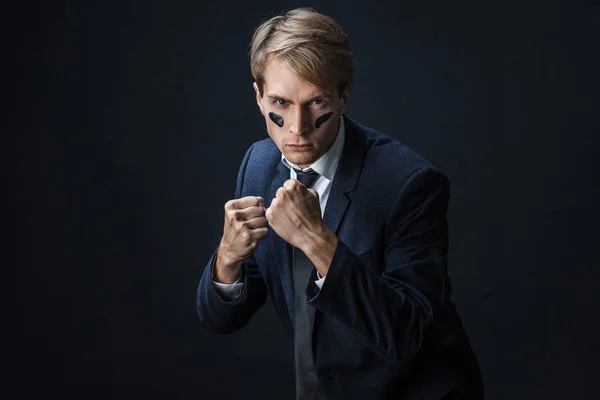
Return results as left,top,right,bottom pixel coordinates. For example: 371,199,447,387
216,196,268,283
265,179,323,250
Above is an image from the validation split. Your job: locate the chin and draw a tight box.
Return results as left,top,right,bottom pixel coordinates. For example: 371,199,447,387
285,153,318,167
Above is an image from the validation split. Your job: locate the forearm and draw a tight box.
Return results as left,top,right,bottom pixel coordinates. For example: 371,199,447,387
302,223,338,277
213,249,244,284
196,248,267,333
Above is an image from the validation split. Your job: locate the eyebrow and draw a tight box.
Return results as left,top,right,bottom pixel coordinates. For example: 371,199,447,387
266,93,329,104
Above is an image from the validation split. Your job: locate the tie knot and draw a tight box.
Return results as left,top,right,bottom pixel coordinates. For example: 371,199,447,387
294,168,320,188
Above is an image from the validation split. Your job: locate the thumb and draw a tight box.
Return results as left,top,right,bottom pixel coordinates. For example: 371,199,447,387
307,189,319,199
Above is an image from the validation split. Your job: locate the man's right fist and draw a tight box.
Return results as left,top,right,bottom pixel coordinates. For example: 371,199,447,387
214,196,269,283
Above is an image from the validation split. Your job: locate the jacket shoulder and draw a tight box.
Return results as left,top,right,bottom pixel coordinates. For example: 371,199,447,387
234,137,280,198
355,120,446,182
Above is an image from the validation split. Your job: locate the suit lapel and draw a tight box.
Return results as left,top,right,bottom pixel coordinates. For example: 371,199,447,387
322,115,366,243
308,115,367,335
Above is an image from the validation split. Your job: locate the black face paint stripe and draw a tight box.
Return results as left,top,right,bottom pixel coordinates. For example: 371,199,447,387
315,112,334,129
269,112,284,127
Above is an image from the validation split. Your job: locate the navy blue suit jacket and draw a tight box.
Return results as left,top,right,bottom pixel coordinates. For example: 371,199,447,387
197,115,483,399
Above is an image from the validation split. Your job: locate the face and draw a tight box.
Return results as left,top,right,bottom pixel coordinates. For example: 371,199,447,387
254,57,348,169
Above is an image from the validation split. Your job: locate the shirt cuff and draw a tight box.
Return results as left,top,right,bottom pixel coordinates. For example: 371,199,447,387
211,254,244,301
212,280,244,301
315,270,326,289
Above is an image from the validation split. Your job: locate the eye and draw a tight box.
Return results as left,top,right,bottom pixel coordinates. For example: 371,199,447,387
275,99,287,106
312,98,323,105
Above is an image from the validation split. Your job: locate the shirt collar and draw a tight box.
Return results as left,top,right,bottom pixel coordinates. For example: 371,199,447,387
281,116,345,181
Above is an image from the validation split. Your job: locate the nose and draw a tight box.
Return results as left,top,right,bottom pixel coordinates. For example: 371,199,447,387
288,106,310,136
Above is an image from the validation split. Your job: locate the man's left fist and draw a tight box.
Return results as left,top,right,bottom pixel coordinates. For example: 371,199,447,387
265,179,323,249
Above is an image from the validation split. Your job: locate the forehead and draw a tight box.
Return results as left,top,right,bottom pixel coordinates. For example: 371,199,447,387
262,57,332,99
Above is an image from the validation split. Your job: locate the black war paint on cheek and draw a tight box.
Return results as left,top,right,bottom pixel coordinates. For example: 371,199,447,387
269,112,284,127
315,112,334,129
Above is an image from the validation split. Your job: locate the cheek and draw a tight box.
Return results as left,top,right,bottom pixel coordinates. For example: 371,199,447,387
315,111,334,129
314,120,339,146
265,122,285,145
268,112,284,127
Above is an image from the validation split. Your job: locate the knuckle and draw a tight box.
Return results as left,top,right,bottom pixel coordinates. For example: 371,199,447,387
233,210,244,221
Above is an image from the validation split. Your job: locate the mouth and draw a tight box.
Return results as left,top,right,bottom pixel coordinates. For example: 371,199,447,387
286,144,313,151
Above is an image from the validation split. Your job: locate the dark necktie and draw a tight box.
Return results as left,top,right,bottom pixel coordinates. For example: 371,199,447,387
292,168,324,400
294,168,320,188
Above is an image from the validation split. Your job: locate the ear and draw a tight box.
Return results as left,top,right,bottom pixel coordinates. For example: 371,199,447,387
253,82,264,115
339,87,349,115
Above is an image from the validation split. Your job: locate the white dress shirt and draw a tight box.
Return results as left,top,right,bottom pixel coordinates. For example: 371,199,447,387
212,116,346,301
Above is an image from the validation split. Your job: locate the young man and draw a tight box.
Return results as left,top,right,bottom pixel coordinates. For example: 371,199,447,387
197,7,484,400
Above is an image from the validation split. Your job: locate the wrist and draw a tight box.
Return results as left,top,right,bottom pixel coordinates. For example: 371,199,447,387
302,223,337,274
302,222,333,253
214,250,243,284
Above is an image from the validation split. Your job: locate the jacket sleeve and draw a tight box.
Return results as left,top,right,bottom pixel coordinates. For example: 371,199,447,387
196,144,268,333
307,166,451,365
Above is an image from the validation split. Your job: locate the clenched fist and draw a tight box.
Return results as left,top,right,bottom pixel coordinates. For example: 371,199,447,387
215,196,269,283
265,179,323,250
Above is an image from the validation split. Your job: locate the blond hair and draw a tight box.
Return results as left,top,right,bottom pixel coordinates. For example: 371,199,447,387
249,8,355,96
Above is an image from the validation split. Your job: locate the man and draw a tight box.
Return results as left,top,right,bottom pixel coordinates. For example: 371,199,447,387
197,7,484,400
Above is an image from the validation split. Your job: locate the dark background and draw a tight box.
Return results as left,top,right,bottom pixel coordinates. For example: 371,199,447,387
8,0,599,398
